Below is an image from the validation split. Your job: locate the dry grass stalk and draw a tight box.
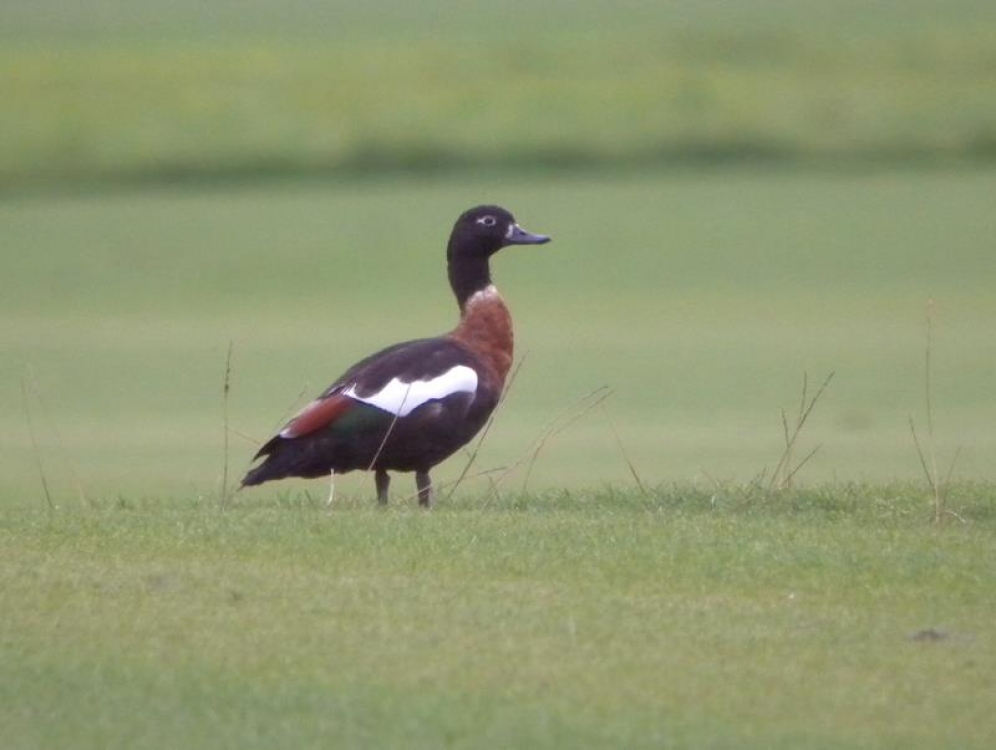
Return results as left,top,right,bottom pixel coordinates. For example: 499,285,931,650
21,376,53,512
909,299,963,524
22,367,88,509
397,385,612,508
446,353,529,501
770,370,834,492
600,403,650,498
220,340,234,508
366,383,413,473
518,385,613,495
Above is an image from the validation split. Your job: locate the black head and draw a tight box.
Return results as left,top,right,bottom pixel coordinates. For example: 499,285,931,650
447,205,551,261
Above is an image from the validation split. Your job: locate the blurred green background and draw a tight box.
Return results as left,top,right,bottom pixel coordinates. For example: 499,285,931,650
1,1,994,502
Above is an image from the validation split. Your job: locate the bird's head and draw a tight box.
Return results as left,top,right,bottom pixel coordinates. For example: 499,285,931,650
448,205,550,261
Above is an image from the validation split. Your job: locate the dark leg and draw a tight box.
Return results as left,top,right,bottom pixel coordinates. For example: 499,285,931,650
415,470,432,508
375,469,390,505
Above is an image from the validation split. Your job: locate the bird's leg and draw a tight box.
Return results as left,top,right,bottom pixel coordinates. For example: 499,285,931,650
375,469,390,505
415,470,433,508
325,469,336,508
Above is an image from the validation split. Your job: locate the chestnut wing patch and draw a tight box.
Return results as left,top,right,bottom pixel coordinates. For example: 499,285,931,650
279,394,354,439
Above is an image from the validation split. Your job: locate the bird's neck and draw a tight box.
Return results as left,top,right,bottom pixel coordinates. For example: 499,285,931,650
449,284,514,389
448,254,493,310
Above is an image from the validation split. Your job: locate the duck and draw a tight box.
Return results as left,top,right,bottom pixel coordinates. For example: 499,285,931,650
241,205,551,506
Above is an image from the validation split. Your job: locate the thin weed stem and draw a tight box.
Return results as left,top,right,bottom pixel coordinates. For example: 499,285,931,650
769,370,834,492
220,340,234,508
909,299,961,524
447,352,528,501
21,376,53,512
273,385,312,432
24,367,89,508
366,383,413,472
518,386,612,495
600,403,650,499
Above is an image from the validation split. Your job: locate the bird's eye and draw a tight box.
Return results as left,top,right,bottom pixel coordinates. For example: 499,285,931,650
476,215,497,227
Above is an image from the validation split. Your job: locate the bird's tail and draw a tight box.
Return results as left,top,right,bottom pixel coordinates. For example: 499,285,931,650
241,435,291,487
240,461,275,487
240,435,335,487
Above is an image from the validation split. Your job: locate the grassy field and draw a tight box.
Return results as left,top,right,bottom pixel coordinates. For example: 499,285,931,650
2,168,994,502
3,489,995,748
2,1,995,188
3,2,996,747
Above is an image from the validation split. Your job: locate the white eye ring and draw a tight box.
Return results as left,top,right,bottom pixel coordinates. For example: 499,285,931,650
476,215,497,227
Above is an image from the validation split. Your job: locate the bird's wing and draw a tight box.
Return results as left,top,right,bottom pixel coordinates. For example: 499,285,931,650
274,338,480,441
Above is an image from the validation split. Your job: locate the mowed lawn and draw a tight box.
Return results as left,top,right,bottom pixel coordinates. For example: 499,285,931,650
1,169,995,747
2,4,995,747
2,489,995,749
1,168,994,502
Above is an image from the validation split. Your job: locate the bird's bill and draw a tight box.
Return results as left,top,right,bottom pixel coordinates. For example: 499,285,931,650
505,223,551,245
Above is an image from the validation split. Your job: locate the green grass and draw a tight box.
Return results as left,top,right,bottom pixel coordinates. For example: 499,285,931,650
3,487,995,748
3,4,995,747
5,0,995,41
2,1,996,188
2,169,994,502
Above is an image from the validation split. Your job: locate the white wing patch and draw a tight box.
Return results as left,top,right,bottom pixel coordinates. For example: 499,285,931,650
343,365,478,417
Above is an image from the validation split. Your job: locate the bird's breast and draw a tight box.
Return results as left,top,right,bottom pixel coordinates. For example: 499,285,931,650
448,285,513,390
